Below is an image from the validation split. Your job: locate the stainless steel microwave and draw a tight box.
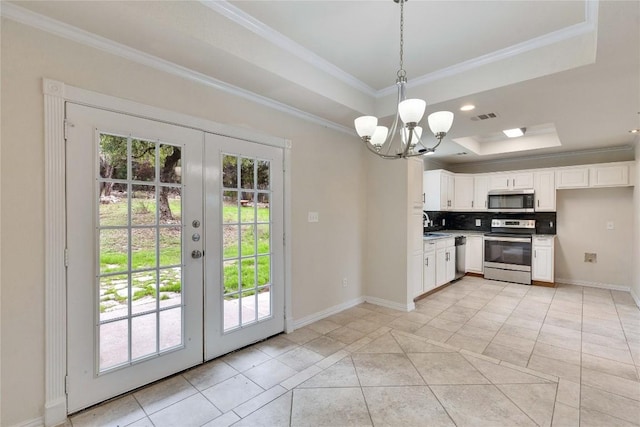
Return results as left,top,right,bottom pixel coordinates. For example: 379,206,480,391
487,189,535,213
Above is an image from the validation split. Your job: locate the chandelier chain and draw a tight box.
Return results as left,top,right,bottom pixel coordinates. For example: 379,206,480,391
398,0,406,79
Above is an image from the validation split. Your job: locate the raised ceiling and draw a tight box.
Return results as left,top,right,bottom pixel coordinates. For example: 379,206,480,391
4,0,639,164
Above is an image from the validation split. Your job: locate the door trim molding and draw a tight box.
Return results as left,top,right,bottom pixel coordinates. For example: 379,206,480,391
43,78,293,426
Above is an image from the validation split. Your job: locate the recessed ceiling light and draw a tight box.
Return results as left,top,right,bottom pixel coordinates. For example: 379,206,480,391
503,127,526,138
630,128,640,134
460,104,475,112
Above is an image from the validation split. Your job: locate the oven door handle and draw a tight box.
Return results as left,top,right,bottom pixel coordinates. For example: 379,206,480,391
484,236,531,243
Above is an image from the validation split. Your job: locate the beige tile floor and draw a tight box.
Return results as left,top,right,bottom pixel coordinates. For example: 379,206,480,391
69,276,640,426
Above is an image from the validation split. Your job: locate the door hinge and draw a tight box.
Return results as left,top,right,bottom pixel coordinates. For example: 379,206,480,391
65,375,69,393
64,248,69,267
63,120,74,140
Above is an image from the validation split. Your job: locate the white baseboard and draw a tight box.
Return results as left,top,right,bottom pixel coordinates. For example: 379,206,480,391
555,277,631,292
292,296,365,330
364,296,415,313
10,417,44,427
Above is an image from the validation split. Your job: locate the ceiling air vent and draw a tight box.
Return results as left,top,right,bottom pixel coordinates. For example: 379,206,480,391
470,112,498,121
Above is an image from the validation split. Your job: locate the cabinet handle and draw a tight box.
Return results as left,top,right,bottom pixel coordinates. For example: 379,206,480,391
534,250,537,258
425,259,429,267
423,193,425,203
537,200,540,207
472,200,474,208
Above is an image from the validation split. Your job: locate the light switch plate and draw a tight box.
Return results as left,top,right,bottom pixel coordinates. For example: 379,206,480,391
308,212,319,223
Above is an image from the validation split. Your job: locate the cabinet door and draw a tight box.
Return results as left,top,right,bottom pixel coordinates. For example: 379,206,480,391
423,170,442,211
454,175,474,210
489,173,511,191
408,158,424,210
446,247,456,282
423,251,436,293
442,173,455,210
534,171,556,211
436,248,448,286
512,172,534,189
556,168,589,189
590,165,629,187
532,246,553,282
465,236,484,273
473,175,489,211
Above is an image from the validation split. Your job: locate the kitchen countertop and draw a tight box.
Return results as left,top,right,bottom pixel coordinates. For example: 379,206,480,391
423,229,487,240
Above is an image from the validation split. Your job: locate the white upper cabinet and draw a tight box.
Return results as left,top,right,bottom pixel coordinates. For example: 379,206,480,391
556,167,589,189
424,170,455,211
473,175,489,211
590,164,630,187
489,172,534,191
534,170,556,211
453,175,474,210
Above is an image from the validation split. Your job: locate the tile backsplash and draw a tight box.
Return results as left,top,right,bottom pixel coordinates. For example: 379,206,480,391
423,211,557,234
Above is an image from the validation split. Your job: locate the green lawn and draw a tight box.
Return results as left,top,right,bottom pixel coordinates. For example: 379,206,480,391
99,197,270,300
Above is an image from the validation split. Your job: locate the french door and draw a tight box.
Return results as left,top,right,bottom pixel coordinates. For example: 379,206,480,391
66,104,284,412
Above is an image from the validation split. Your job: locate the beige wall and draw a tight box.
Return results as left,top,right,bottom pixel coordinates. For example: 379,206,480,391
555,187,634,287
364,156,408,305
0,19,367,425
632,142,640,300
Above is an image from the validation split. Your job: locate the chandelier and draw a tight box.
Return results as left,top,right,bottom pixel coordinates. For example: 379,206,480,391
354,0,454,159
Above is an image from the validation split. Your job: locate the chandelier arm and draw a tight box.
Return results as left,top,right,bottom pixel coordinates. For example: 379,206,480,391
362,139,402,159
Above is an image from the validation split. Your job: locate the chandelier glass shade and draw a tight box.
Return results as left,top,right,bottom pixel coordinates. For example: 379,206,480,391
354,0,454,159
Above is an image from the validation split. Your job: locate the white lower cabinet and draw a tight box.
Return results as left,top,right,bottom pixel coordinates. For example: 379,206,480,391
532,236,555,283
465,235,484,274
423,244,436,294
435,238,456,287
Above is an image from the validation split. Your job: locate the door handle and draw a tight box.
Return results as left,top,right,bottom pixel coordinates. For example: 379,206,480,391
191,250,203,259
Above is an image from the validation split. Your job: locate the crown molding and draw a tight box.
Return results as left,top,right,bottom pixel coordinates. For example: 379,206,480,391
378,0,599,97
201,0,378,97
0,2,353,136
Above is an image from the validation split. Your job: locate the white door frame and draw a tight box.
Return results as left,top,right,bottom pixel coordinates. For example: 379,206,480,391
42,78,293,426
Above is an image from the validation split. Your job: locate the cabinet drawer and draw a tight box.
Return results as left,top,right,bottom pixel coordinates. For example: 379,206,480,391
424,241,436,252
533,237,553,247
436,238,455,249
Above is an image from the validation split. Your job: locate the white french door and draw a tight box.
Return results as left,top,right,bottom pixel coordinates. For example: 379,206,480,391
203,134,284,359
66,104,285,412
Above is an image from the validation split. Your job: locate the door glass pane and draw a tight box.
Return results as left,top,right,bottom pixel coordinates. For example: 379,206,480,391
160,308,182,350
132,313,157,360
100,274,128,322
159,227,181,267
96,135,184,372
241,158,254,189
241,225,255,257
132,228,156,271
132,271,157,315
160,145,181,184
132,185,156,226
159,268,182,308
100,229,128,274
131,139,156,182
99,320,129,371
222,154,272,332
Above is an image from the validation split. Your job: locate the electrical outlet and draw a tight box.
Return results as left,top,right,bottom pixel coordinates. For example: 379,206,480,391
308,212,319,223
475,219,481,227
342,278,348,288
584,253,597,263
442,218,446,226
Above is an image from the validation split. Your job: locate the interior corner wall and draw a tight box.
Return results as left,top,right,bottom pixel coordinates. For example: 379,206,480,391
632,141,640,303
0,19,367,426
555,187,634,288
364,156,408,306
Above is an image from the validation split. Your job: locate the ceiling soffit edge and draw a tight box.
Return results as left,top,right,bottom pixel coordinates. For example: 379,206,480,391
204,0,598,100
0,2,354,136
200,0,378,97
378,0,599,97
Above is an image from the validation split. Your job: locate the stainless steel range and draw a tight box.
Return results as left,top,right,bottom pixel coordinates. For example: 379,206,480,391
484,219,535,285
